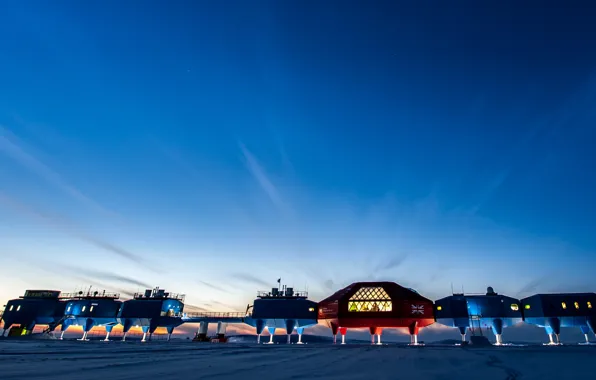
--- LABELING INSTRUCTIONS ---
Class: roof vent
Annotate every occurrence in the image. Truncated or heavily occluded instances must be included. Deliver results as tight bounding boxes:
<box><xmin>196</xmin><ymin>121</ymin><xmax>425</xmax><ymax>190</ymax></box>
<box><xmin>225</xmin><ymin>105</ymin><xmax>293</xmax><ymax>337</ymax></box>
<box><xmin>486</xmin><ymin>286</ymin><xmax>496</xmax><ymax>295</ymax></box>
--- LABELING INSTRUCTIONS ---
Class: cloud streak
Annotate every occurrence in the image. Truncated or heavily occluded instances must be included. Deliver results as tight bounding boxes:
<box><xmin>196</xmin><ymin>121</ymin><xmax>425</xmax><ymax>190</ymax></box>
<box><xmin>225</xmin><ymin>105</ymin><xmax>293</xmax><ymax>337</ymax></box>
<box><xmin>0</xmin><ymin>191</ymin><xmax>154</xmax><ymax>271</ymax></box>
<box><xmin>233</xmin><ymin>273</ymin><xmax>272</xmax><ymax>289</ymax></box>
<box><xmin>239</xmin><ymin>142</ymin><xmax>288</xmax><ymax>213</ymax></box>
<box><xmin>198</xmin><ymin>280</ymin><xmax>231</xmax><ymax>294</ymax></box>
<box><xmin>0</xmin><ymin>126</ymin><xmax>117</xmax><ymax>218</ymax></box>
<box><xmin>62</xmin><ymin>266</ymin><xmax>152</xmax><ymax>289</ymax></box>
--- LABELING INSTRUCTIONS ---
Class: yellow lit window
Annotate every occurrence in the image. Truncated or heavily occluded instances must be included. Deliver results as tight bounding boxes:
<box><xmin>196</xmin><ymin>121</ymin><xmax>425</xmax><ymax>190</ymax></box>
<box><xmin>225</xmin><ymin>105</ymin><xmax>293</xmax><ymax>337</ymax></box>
<box><xmin>308</xmin><ymin>307</ymin><xmax>315</xmax><ymax>312</ymax></box>
<box><xmin>437</xmin><ymin>306</ymin><xmax>442</xmax><ymax>311</ymax></box>
<box><xmin>348</xmin><ymin>287</ymin><xmax>392</xmax><ymax>312</ymax></box>
<box><xmin>525</xmin><ymin>304</ymin><xmax>531</xmax><ymax>310</ymax></box>
<box><xmin>561</xmin><ymin>302</ymin><xmax>567</xmax><ymax>309</ymax></box>
<box><xmin>574</xmin><ymin>302</ymin><xmax>579</xmax><ymax>309</ymax></box>
<box><xmin>16</xmin><ymin>305</ymin><xmax>21</xmax><ymax>311</ymax></box>
<box><xmin>90</xmin><ymin>306</ymin><xmax>94</xmax><ymax>312</ymax></box>
<box><xmin>9</xmin><ymin>305</ymin><xmax>13</xmax><ymax>311</ymax></box>
<box><xmin>82</xmin><ymin>306</ymin><xmax>86</xmax><ymax>312</ymax></box>
<box><xmin>510</xmin><ymin>304</ymin><xmax>519</xmax><ymax>311</ymax></box>
<box><xmin>588</xmin><ymin>302</ymin><xmax>592</xmax><ymax>309</ymax></box>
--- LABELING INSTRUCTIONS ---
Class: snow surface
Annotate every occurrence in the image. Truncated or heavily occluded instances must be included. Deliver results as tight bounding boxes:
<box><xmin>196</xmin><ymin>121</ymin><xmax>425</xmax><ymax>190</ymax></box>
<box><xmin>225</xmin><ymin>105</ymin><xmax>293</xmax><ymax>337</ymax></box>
<box><xmin>0</xmin><ymin>339</ymin><xmax>594</xmax><ymax>380</ymax></box>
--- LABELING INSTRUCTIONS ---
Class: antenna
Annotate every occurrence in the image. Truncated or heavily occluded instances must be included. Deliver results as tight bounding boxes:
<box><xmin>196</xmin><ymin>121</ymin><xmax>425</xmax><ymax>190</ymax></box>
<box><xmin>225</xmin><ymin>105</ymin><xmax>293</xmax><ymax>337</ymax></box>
<box><xmin>461</xmin><ymin>284</ymin><xmax>465</xmax><ymax>295</ymax></box>
<box><xmin>451</xmin><ymin>282</ymin><xmax>454</xmax><ymax>295</ymax></box>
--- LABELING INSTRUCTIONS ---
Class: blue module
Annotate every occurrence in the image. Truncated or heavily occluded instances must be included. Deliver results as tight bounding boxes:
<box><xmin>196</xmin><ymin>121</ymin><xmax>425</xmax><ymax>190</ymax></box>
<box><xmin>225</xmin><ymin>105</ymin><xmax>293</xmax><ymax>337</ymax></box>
<box><xmin>435</xmin><ymin>287</ymin><xmax>524</xmax><ymax>344</ymax></box>
<box><xmin>119</xmin><ymin>287</ymin><xmax>185</xmax><ymax>341</ymax></box>
<box><xmin>521</xmin><ymin>293</ymin><xmax>596</xmax><ymax>345</ymax></box>
<box><xmin>62</xmin><ymin>290</ymin><xmax>122</xmax><ymax>340</ymax></box>
<box><xmin>1</xmin><ymin>290</ymin><xmax>67</xmax><ymax>336</ymax></box>
<box><xmin>247</xmin><ymin>285</ymin><xmax>318</xmax><ymax>344</ymax></box>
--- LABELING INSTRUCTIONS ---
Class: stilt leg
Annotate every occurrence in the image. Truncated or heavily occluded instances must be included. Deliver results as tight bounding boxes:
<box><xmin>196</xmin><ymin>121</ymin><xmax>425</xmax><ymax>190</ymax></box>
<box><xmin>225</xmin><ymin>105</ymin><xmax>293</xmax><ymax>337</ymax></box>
<box><xmin>377</xmin><ymin>334</ymin><xmax>382</xmax><ymax>345</ymax></box>
<box><xmin>297</xmin><ymin>327</ymin><xmax>304</xmax><ymax>344</ymax></box>
<box><xmin>257</xmin><ymin>334</ymin><xmax>261</xmax><ymax>344</ymax></box>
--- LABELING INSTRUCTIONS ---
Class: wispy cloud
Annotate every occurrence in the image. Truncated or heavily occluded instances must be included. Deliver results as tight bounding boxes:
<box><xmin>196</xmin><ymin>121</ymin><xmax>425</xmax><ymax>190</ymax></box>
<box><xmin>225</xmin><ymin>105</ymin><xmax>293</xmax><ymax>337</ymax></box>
<box><xmin>198</xmin><ymin>280</ymin><xmax>231</xmax><ymax>294</ymax></box>
<box><xmin>0</xmin><ymin>191</ymin><xmax>154</xmax><ymax>270</ymax></box>
<box><xmin>233</xmin><ymin>272</ymin><xmax>272</xmax><ymax>288</ymax></box>
<box><xmin>0</xmin><ymin>126</ymin><xmax>117</xmax><ymax>218</ymax></box>
<box><xmin>62</xmin><ymin>266</ymin><xmax>152</xmax><ymax>289</ymax></box>
<box><xmin>374</xmin><ymin>253</ymin><xmax>408</xmax><ymax>273</ymax></box>
<box><xmin>238</xmin><ymin>142</ymin><xmax>288</xmax><ymax>213</ymax></box>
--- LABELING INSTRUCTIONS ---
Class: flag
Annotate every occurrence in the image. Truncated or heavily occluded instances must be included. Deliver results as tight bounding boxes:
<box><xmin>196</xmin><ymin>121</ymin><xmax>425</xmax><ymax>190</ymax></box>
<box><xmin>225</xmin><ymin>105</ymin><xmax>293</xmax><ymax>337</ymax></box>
<box><xmin>277</xmin><ymin>278</ymin><xmax>281</xmax><ymax>284</ymax></box>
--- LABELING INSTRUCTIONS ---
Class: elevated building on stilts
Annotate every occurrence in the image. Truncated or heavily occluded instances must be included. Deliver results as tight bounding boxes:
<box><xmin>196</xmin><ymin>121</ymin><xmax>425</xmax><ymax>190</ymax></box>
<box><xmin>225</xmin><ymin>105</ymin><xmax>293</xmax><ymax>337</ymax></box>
<box><xmin>118</xmin><ymin>287</ymin><xmax>185</xmax><ymax>342</ymax></box>
<box><xmin>1</xmin><ymin>290</ymin><xmax>69</xmax><ymax>337</ymax></box>
<box><xmin>521</xmin><ymin>293</ymin><xmax>596</xmax><ymax>345</ymax></box>
<box><xmin>62</xmin><ymin>289</ymin><xmax>121</xmax><ymax>341</ymax></box>
<box><xmin>247</xmin><ymin>283</ymin><xmax>318</xmax><ymax>344</ymax></box>
<box><xmin>434</xmin><ymin>286</ymin><xmax>524</xmax><ymax>345</ymax></box>
<box><xmin>317</xmin><ymin>281</ymin><xmax>435</xmax><ymax>345</ymax></box>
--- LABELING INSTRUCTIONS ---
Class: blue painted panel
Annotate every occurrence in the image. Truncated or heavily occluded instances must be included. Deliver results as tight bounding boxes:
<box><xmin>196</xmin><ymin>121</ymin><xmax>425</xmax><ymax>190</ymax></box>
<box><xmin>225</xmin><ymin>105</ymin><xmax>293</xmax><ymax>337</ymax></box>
<box><xmin>251</xmin><ymin>298</ymin><xmax>318</xmax><ymax>320</ymax></box>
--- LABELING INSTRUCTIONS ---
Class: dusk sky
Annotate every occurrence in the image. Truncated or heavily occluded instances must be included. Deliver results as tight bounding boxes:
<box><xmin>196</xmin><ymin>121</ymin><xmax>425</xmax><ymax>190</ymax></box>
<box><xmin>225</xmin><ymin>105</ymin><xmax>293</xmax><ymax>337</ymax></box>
<box><xmin>1</xmin><ymin>0</ymin><xmax>595</xmax><ymax>321</ymax></box>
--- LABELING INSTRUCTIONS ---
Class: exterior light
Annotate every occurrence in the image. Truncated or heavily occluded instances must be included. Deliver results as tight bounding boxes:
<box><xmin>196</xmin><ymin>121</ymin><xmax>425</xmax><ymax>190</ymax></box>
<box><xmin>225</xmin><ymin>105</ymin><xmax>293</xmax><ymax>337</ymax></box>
<box><xmin>437</xmin><ymin>306</ymin><xmax>442</xmax><ymax>311</ymax></box>
<box><xmin>510</xmin><ymin>304</ymin><xmax>519</xmax><ymax>311</ymax></box>
<box><xmin>524</xmin><ymin>304</ymin><xmax>531</xmax><ymax>310</ymax></box>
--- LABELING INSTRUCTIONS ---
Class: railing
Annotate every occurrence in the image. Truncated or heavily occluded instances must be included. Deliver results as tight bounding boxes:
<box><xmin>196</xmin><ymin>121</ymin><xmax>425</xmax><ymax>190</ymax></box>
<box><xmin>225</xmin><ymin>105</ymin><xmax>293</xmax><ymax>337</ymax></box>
<box><xmin>257</xmin><ymin>290</ymin><xmax>308</xmax><ymax>298</ymax></box>
<box><xmin>60</xmin><ymin>292</ymin><xmax>120</xmax><ymax>299</ymax></box>
<box><xmin>183</xmin><ymin>312</ymin><xmax>247</xmax><ymax>319</ymax></box>
<box><xmin>133</xmin><ymin>292</ymin><xmax>186</xmax><ymax>302</ymax></box>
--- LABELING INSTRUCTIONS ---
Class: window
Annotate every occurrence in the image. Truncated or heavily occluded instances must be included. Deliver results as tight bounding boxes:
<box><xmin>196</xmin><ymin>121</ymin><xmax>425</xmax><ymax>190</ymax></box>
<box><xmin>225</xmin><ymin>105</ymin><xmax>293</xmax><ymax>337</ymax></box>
<box><xmin>588</xmin><ymin>302</ymin><xmax>593</xmax><ymax>309</ymax></box>
<box><xmin>90</xmin><ymin>306</ymin><xmax>94</xmax><ymax>312</ymax></box>
<box><xmin>16</xmin><ymin>305</ymin><xmax>21</xmax><ymax>311</ymax></box>
<box><xmin>308</xmin><ymin>307</ymin><xmax>315</xmax><ymax>312</ymax></box>
<box><xmin>525</xmin><ymin>304</ymin><xmax>531</xmax><ymax>310</ymax></box>
<box><xmin>437</xmin><ymin>306</ymin><xmax>442</xmax><ymax>311</ymax></box>
<box><xmin>67</xmin><ymin>306</ymin><xmax>71</xmax><ymax>312</ymax></box>
<box><xmin>9</xmin><ymin>305</ymin><xmax>13</xmax><ymax>311</ymax></box>
<box><xmin>82</xmin><ymin>306</ymin><xmax>86</xmax><ymax>312</ymax></box>
<box><xmin>574</xmin><ymin>302</ymin><xmax>579</xmax><ymax>309</ymax></box>
<box><xmin>510</xmin><ymin>304</ymin><xmax>519</xmax><ymax>311</ymax></box>
<box><xmin>348</xmin><ymin>287</ymin><xmax>392</xmax><ymax>312</ymax></box>
<box><xmin>561</xmin><ymin>302</ymin><xmax>567</xmax><ymax>309</ymax></box>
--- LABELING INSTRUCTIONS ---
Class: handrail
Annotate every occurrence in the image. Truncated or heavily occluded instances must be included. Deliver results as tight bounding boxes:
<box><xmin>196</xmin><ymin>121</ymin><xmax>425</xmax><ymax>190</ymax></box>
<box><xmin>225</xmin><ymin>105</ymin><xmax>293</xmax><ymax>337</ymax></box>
<box><xmin>133</xmin><ymin>292</ymin><xmax>186</xmax><ymax>301</ymax></box>
<box><xmin>183</xmin><ymin>311</ymin><xmax>247</xmax><ymax>319</ymax></box>
<box><xmin>60</xmin><ymin>292</ymin><xmax>120</xmax><ymax>299</ymax></box>
<box><xmin>257</xmin><ymin>290</ymin><xmax>308</xmax><ymax>298</ymax></box>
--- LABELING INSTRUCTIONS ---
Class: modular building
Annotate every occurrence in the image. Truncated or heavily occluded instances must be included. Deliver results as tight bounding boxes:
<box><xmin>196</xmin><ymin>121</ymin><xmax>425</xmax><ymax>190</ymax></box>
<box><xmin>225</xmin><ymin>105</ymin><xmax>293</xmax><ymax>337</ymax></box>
<box><xmin>521</xmin><ymin>293</ymin><xmax>596</xmax><ymax>344</ymax></box>
<box><xmin>119</xmin><ymin>287</ymin><xmax>185</xmax><ymax>341</ymax></box>
<box><xmin>247</xmin><ymin>285</ymin><xmax>318</xmax><ymax>344</ymax></box>
<box><xmin>434</xmin><ymin>287</ymin><xmax>524</xmax><ymax>344</ymax></box>
<box><xmin>318</xmin><ymin>281</ymin><xmax>435</xmax><ymax>344</ymax></box>
<box><xmin>62</xmin><ymin>290</ymin><xmax>122</xmax><ymax>340</ymax></box>
<box><xmin>1</xmin><ymin>290</ymin><xmax>68</xmax><ymax>336</ymax></box>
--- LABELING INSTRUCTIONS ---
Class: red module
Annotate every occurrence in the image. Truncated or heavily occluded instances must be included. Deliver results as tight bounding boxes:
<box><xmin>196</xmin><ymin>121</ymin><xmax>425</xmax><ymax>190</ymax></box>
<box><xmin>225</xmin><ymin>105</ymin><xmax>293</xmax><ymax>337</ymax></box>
<box><xmin>318</xmin><ymin>281</ymin><xmax>434</xmax><ymax>344</ymax></box>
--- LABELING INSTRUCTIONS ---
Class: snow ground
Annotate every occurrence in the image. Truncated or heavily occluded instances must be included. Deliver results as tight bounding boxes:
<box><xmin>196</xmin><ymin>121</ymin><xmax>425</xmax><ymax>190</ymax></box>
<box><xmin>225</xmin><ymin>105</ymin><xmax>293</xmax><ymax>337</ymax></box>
<box><xmin>0</xmin><ymin>340</ymin><xmax>593</xmax><ymax>380</ymax></box>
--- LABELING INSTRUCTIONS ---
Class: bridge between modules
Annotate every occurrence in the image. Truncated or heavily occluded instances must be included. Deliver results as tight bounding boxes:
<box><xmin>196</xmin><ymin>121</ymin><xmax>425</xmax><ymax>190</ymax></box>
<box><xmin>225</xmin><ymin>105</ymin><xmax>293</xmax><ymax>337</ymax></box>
<box><xmin>2</xmin><ymin>282</ymin><xmax>596</xmax><ymax>345</ymax></box>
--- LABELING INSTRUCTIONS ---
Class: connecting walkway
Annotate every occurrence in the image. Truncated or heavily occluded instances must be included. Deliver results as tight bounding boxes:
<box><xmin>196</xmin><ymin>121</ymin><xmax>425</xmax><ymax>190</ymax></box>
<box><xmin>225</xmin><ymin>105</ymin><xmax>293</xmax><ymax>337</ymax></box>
<box><xmin>181</xmin><ymin>312</ymin><xmax>252</xmax><ymax>324</ymax></box>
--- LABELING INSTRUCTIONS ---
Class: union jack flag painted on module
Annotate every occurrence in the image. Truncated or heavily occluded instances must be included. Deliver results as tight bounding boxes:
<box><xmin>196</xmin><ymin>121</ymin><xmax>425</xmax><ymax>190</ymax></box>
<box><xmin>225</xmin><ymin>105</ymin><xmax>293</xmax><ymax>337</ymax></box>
<box><xmin>411</xmin><ymin>304</ymin><xmax>424</xmax><ymax>314</ymax></box>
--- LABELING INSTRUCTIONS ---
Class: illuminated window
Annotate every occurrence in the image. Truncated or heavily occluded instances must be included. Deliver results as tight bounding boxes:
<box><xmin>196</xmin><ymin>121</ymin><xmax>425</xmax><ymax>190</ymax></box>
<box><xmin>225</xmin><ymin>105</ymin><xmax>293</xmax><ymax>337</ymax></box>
<box><xmin>67</xmin><ymin>306</ymin><xmax>71</xmax><ymax>312</ymax></box>
<box><xmin>9</xmin><ymin>305</ymin><xmax>13</xmax><ymax>311</ymax></box>
<box><xmin>16</xmin><ymin>305</ymin><xmax>21</xmax><ymax>311</ymax></box>
<box><xmin>90</xmin><ymin>306</ymin><xmax>94</xmax><ymax>312</ymax></box>
<box><xmin>588</xmin><ymin>302</ymin><xmax>592</xmax><ymax>309</ymax></box>
<box><xmin>561</xmin><ymin>302</ymin><xmax>567</xmax><ymax>309</ymax></box>
<box><xmin>308</xmin><ymin>307</ymin><xmax>315</xmax><ymax>312</ymax></box>
<box><xmin>348</xmin><ymin>287</ymin><xmax>392</xmax><ymax>312</ymax></box>
<box><xmin>525</xmin><ymin>304</ymin><xmax>531</xmax><ymax>310</ymax></box>
<box><xmin>574</xmin><ymin>302</ymin><xmax>579</xmax><ymax>309</ymax></box>
<box><xmin>510</xmin><ymin>304</ymin><xmax>519</xmax><ymax>311</ymax></box>
<box><xmin>437</xmin><ymin>306</ymin><xmax>442</xmax><ymax>311</ymax></box>
<box><xmin>82</xmin><ymin>306</ymin><xmax>86</xmax><ymax>312</ymax></box>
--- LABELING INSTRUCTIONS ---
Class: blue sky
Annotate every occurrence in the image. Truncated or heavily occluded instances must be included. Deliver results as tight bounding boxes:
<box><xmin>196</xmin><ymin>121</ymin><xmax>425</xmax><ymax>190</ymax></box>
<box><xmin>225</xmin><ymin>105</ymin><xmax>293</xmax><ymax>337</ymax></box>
<box><xmin>1</xmin><ymin>0</ymin><xmax>596</xmax><ymax>316</ymax></box>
